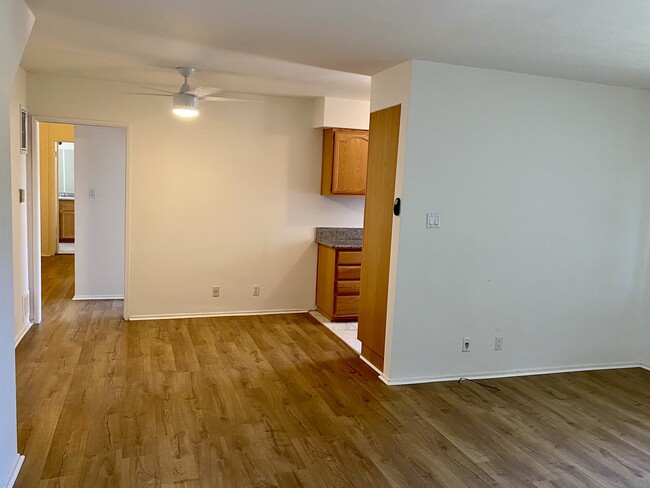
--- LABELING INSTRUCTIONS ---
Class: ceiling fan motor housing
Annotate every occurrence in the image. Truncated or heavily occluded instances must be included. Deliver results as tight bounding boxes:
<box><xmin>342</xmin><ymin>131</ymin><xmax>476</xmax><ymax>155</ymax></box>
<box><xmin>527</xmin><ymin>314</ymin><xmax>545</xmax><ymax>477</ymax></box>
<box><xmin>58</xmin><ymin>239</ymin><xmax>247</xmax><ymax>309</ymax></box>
<box><xmin>172</xmin><ymin>92</ymin><xmax>198</xmax><ymax>111</ymax></box>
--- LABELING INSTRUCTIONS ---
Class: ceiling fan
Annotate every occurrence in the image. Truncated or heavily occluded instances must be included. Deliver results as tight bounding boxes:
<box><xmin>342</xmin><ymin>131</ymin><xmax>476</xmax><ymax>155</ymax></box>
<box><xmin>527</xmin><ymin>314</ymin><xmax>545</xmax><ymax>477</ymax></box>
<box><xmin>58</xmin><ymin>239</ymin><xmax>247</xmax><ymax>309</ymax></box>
<box><xmin>129</xmin><ymin>67</ymin><xmax>261</xmax><ymax>118</ymax></box>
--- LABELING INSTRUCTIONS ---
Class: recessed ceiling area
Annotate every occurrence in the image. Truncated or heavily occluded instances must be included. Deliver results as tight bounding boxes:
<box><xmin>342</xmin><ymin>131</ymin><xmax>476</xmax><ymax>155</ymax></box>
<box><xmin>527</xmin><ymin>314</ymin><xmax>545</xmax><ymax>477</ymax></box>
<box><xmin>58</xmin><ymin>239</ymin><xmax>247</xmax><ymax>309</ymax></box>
<box><xmin>22</xmin><ymin>0</ymin><xmax>650</xmax><ymax>99</ymax></box>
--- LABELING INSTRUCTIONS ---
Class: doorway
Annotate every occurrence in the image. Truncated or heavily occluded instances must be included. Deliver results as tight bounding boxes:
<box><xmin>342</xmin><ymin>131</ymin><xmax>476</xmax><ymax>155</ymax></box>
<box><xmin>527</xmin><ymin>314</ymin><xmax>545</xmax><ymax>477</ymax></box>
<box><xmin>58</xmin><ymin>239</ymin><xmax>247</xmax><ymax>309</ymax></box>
<box><xmin>56</xmin><ymin>141</ymin><xmax>75</xmax><ymax>254</ymax></box>
<box><xmin>38</xmin><ymin>122</ymin><xmax>73</xmax><ymax>258</ymax></box>
<box><xmin>27</xmin><ymin>118</ymin><xmax>129</xmax><ymax>326</ymax></box>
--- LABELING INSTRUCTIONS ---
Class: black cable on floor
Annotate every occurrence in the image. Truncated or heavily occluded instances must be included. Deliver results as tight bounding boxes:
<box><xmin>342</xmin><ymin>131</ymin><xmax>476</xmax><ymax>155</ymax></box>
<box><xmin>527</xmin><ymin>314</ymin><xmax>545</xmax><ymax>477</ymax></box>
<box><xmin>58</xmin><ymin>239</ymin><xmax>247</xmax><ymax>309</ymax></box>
<box><xmin>458</xmin><ymin>377</ymin><xmax>501</xmax><ymax>391</ymax></box>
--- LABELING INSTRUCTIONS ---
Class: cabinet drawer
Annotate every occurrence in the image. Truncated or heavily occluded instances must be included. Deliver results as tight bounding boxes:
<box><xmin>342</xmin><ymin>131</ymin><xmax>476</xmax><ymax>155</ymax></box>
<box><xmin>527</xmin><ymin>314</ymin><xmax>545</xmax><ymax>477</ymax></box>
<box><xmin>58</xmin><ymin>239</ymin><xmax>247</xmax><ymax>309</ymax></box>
<box><xmin>336</xmin><ymin>280</ymin><xmax>360</xmax><ymax>295</ymax></box>
<box><xmin>337</xmin><ymin>265</ymin><xmax>361</xmax><ymax>280</ymax></box>
<box><xmin>59</xmin><ymin>200</ymin><xmax>74</xmax><ymax>211</ymax></box>
<box><xmin>337</xmin><ymin>251</ymin><xmax>362</xmax><ymax>265</ymax></box>
<box><xmin>335</xmin><ymin>295</ymin><xmax>359</xmax><ymax>316</ymax></box>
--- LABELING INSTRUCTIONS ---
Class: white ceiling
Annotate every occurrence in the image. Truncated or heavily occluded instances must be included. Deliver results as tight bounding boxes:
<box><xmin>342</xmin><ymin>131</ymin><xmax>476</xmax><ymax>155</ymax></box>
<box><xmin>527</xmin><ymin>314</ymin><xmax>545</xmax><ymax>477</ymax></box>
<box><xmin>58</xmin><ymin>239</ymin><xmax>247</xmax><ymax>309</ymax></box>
<box><xmin>21</xmin><ymin>0</ymin><xmax>650</xmax><ymax>99</ymax></box>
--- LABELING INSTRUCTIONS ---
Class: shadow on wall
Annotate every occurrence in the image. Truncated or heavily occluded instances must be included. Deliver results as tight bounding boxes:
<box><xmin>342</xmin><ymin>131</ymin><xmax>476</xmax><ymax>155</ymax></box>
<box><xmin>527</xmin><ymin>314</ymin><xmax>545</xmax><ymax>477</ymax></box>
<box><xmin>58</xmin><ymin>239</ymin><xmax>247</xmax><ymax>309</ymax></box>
<box><xmin>264</xmin><ymin>242</ymin><xmax>319</xmax><ymax>309</ymax></box>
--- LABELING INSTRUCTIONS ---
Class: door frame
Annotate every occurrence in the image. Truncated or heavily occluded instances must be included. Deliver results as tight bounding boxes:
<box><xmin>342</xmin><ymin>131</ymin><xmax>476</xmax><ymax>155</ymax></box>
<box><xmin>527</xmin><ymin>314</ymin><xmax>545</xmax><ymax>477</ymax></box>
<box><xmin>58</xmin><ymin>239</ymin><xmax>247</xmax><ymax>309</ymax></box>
<box><xmin>28</xmin><ymin>115</ymin><xmax>132</xmax><ymax>324</ymax></box>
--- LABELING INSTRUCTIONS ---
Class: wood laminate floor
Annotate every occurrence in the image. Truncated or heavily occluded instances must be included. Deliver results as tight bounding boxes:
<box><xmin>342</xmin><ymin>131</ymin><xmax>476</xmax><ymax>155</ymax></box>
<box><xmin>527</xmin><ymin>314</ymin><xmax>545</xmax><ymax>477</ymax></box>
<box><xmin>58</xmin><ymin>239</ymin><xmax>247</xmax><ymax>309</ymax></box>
<box><xmin>15</xmin><ymin>255</ymin><xmax>650</xmax><ymax>487</ymax></box>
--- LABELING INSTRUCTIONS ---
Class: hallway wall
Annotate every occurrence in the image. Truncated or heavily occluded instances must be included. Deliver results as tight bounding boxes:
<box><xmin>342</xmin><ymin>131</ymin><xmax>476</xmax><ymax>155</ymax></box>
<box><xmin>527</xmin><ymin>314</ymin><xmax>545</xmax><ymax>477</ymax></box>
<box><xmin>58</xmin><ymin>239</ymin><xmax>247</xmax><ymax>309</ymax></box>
<box><xmin>0</xmin><ymin>0</ymin><xmax>34</xmax><ymax>483</ymax></box>
<box><xmin>10</xmin><ymin>68</ymin><xmax>30</xmax><ymax>343</ymax></box>
<box><xmin>74</xmin><ymin>125</ymin><xmax>126</xmax><ymax>299</ymax></box>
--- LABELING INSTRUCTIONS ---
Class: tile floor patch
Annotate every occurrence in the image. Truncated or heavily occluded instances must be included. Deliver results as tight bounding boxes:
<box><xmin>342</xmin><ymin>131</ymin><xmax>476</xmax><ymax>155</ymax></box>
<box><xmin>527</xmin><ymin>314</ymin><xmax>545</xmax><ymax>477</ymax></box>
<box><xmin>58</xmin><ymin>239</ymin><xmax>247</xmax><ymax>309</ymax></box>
<box><xmin>309</xmin><ymin>311</ymin><xmax>361</xmax><ymax>353</ymax></box>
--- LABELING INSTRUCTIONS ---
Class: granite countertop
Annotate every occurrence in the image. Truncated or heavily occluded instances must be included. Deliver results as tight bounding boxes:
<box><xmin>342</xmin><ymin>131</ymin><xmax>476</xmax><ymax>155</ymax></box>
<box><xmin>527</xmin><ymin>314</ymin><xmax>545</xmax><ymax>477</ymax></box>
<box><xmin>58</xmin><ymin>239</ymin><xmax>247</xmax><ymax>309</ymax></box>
<box><xmin>315</xmin><ymin>227</ymin><xmax>363</xmax><ymax>249</ymax></box>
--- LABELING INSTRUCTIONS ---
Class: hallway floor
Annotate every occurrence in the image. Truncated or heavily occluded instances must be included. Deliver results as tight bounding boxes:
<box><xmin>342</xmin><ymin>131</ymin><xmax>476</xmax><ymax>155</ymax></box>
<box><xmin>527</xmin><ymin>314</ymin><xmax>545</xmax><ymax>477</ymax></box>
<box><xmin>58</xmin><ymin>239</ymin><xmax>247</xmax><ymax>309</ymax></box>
<box><xmin>14</xmin><ymin>255</ymin><xmax>650</xmax><ymax>487</ymax></box>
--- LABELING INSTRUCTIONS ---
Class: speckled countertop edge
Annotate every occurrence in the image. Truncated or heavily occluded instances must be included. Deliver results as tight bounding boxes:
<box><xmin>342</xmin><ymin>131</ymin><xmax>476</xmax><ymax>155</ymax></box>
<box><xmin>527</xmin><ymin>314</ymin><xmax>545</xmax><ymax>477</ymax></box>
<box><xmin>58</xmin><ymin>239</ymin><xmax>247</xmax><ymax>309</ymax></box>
<box><xmin>315</xmin><ymin>227</ymin><xmax>363</xmax><ymax>249</ymax></box>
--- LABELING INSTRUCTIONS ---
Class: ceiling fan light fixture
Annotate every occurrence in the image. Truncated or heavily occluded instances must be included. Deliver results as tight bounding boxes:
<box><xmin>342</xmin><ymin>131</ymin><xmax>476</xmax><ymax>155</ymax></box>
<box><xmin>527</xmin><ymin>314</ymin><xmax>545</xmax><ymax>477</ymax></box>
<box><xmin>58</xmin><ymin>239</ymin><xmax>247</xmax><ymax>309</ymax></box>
<box><xmin>172</xmin><ymin>92</ymin><xmax>199</xmax><ymax>118</ymax></box>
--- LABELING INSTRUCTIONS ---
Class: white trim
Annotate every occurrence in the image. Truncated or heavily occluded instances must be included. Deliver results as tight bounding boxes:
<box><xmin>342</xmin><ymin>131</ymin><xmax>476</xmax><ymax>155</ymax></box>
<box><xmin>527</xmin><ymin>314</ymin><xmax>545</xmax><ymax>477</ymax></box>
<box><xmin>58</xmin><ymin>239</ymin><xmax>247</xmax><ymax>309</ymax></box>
<box><xmin>640</xmin><ymin>362</ymin><xmax>650</xmax><ymax>372</ymax></box>
<box><xmin>379</xmin><ymin>374</ymin><xmax>391</xmax><ymax>385</ymax></box>
<box><xmin>73</xmin><ymin>295</ymin><xmax>124</xmax><ymax>301</ymax></box>
<box><xmin>380</xmin><ymin>361</ymin><xmax>644</xmax><ymax>386</ymax></box>
<box><xmin>359</xmin><ymin>354</ymin><xmax>384</xmax><ymax>376</ymax></box>
<box><xmin>27</xmin><ymin>117</ymin><xmax>41</xmax><ymax>324</ymax></box>
<box><xmin>14</xmin><ymin>322</ymin><xmax>32</xmax><ymax>348</ymax></box>
<box><xmin>128</xmin><ymin>308</ymin><xmax>309</xmax><ymax>321</ymax></box>
<box><xmin>2</xmin><ymin>454</ymin><xmax>24</xmax><ymax>488</ymax></box>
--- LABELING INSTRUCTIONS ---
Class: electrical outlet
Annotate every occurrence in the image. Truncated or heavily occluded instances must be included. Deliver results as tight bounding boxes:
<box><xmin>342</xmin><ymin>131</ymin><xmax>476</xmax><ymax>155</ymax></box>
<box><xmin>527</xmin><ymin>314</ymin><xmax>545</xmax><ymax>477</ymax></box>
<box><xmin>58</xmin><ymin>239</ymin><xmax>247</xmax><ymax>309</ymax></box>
<box><xmin>212</xmin><ymin>286</ymin><xmax>220</xmax><ymax>298</ymax></box>
<box><xmin>495</xmin><ymin>337</ymin><xmax>503</xmax><ymax>351</ymax></box>
<box><xmin>253</xmin><ymin>284</ymin><xmax>260</xmax><ymax>296</ymax></box>
<box><xmin>22</xmin><ymin>293</ymin><xmax>29</xmax><ymax>324</ymax></box>
<box><xmin>462</xmin><ymin>337</ymin><xmax>471</xmax><ymax>352</ymax></box>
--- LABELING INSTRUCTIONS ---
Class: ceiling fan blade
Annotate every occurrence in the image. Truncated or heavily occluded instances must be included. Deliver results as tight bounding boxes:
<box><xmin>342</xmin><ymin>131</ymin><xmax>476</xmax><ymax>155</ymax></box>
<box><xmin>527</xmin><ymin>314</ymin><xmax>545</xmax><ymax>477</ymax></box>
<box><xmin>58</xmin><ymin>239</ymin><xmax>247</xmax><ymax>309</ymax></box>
<box><xmin>124</xmin><ymin>92</ymin><xmax>171</xmax><ymax>97</ymax></box>
<box><xmin>139</xmin><ymin>86</ymin><xmax>177</xmax><ymax>94</ymax></box>
<box><xmin>186</xmin><ymin>86</ymin><xmax>222</xmax><ymax>98</ymax></box>
<box><xmin>201</xmin><ymin>93</ymin><xmax>263</xmax><ymax>102</ymax></box>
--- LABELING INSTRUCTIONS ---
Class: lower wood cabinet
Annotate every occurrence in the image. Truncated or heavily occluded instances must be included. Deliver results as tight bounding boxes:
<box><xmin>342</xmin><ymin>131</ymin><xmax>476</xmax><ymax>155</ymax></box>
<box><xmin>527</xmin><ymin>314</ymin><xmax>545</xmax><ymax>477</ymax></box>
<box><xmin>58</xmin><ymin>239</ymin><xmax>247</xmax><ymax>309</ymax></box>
<box><xmin>316</xmin><ymin>245</ymin><xmax>361</xmax><ymax>321</ymax></box>
<box><xmin>58</xmin><ymin>199</ymin><xmax>75</xmax><ymax>243</ymax></box>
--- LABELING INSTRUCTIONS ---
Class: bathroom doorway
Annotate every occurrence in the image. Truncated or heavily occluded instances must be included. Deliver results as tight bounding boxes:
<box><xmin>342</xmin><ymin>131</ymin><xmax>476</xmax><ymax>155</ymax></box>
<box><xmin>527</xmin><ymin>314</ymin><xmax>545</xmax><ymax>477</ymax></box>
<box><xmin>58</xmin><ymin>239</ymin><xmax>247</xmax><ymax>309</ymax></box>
<box><xmin>56</xmin><ymin>141</ymin><xmax>75</xmax><ymax>254</ymax></box>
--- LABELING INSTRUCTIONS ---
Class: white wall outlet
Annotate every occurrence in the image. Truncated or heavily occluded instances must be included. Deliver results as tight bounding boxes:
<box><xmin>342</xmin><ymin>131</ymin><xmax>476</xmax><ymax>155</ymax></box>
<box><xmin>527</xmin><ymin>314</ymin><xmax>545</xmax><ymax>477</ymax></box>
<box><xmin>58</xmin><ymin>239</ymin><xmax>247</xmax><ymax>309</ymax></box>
<box><xmin>462</xmin><ymin>337</ymin><xmax>471</xmax><ymax>352</ymax></box>
<box><xmin>253</xmin><ymin>284</ymin><xmax>260</xmax><ymax>296</ymax></box>
<box><xmin>89</xmin><ymin>188</ymin><xmax>96</xmax><ymax>199</ymax></box>
<box><xmin>495</xmin><ymin>337</ymin><xmax>503</xmax><ymax>351</ymax></box>
<box><xmin>212</xmin><ymin>286</ymin><xmax>220</xmax><ymax>297</ymax></box>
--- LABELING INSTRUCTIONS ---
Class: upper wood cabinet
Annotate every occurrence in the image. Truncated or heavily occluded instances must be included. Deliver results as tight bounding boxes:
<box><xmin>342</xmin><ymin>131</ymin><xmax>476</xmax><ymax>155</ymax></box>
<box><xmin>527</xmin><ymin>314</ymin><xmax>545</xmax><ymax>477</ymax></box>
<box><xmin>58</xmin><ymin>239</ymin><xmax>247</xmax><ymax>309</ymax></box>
<box><xmin>321</xmin><ymin>128</ymin><xmax>369</xmax><ymax>196</ymax></box>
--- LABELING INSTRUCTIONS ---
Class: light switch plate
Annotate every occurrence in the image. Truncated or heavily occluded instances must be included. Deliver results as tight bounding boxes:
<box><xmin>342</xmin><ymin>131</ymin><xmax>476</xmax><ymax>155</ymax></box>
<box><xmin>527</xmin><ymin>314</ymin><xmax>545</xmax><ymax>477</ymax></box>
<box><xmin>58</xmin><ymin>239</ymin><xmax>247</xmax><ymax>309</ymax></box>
<box><xmin>426</xmin><ymin>212</ymin><xmax>440</xmax><ymax>228</ymax></box>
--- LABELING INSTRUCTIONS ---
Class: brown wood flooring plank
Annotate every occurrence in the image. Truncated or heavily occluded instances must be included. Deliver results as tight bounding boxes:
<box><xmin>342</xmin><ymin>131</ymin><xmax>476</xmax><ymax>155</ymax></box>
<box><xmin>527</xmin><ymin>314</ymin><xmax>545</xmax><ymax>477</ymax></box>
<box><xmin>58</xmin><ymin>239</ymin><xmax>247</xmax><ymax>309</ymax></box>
<box><xmin>13</xmin><ymin>255</ymin><xmax>650</xmax><ymax>487</ymax></box>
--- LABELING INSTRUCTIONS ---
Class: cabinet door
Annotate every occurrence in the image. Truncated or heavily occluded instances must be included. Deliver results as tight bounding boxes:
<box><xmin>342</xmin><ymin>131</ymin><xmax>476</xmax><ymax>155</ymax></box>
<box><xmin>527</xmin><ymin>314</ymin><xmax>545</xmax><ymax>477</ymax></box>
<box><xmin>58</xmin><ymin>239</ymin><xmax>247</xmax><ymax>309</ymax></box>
<box><xmin>63</xmin><ymin>212</ymin><xmax>74</xmax><ymax>239</ymax></box>
<box><xmin>331</xmin><ymin>130</ymin><xmax>368</xmax><ymax>195</ymax></box>
<box><xmin>59</xmin><ymin>200</ymin><xmax>75</xmax><ymax>241</ymax></box>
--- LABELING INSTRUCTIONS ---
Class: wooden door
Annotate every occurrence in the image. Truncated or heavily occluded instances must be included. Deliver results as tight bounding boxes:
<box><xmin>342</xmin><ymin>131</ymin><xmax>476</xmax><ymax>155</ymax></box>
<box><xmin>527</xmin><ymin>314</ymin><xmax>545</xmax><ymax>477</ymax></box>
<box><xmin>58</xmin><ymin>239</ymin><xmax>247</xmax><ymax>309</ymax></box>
<box><xmin>331</xmin><ymin>130</ymin><xmax>368</xmax><ymax>195</ymax></box>
<box><xmin>358</xmin><ymin>105</ymin><xmax>401</xmax><ymax>371</ymax></box>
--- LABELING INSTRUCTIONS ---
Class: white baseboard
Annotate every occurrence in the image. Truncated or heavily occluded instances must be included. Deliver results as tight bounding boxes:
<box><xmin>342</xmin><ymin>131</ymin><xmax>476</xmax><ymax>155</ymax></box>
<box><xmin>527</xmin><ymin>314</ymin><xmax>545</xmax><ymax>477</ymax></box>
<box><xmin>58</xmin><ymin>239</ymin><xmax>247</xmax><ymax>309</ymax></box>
<box><xmin>127</xmin><ymin>308</ymin><xmax>309</xmax><ymax>321</ymax></box>
<box><xmin>640</xmin><ymin>362</ymin><xmax>650</xmax><ymax>372</ymax></box>
<box><xmin>14</xmin><ymin>322</ymin><xmax>33</xmax><ymax>348</ymax></box>
<box><xmin>380</xmin><ymin>361</ymin><xmax>645</xmax><ymax>386</ymax></box>
<box><xmin>73</xmin><ymin>295</ymin><xmax>124</xmax><ymax>301</ymax></box>
<box><xmin>359</xmin><ymin>354</ymin><xmax>384</xmax><ymax>376</ymax></box>
<box><xmin>2</xmin><ymin>454</ymin><xmax>24</xmax><ymax>488</ymax></box>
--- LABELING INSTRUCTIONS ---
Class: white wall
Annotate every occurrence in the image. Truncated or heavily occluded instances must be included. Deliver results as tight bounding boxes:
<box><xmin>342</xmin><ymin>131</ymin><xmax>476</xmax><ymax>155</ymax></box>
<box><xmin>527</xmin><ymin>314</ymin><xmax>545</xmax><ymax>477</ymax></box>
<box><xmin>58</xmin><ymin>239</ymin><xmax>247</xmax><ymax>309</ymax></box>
<box><xmin>642</xmin><ymin>319</ymin><xmax>650</xmax><ymax>369</ymax></box>
<box><xmin>0</xmin><ymin>0</ymin><xmax>34</xmax><ymax>483</ymax></box>
<box><xmin>27</xmin><ymin>73</ymin><xmax>364</xmax><ymax>318</ymax></box>
<box><xmin>10</xmin><ymin>68</ymin><xmax>30</xmax><ymax>343</ymax></box>
<box><xmin>313</xmin><ymin>97</ymin><xmax>370</xmax><ymax>130</ymax></box>
<box><xmin>383</xmin><ymin>60</ymin><xmax>650</xmax><ymax>383</ymax></box>
<box><xmin>74</xmin><ymin>125</ymin><xmax>126</xmax><ymax>299</ymax></box>
<box><xmin>640</xmin><ymin>258</ymin><xmax>650</xmax><ymax>369</ymax></box>
<box><xmin>639</xmin><ymin>213</ymin><xmax>650</xmax><ymax>369</ymax></box>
